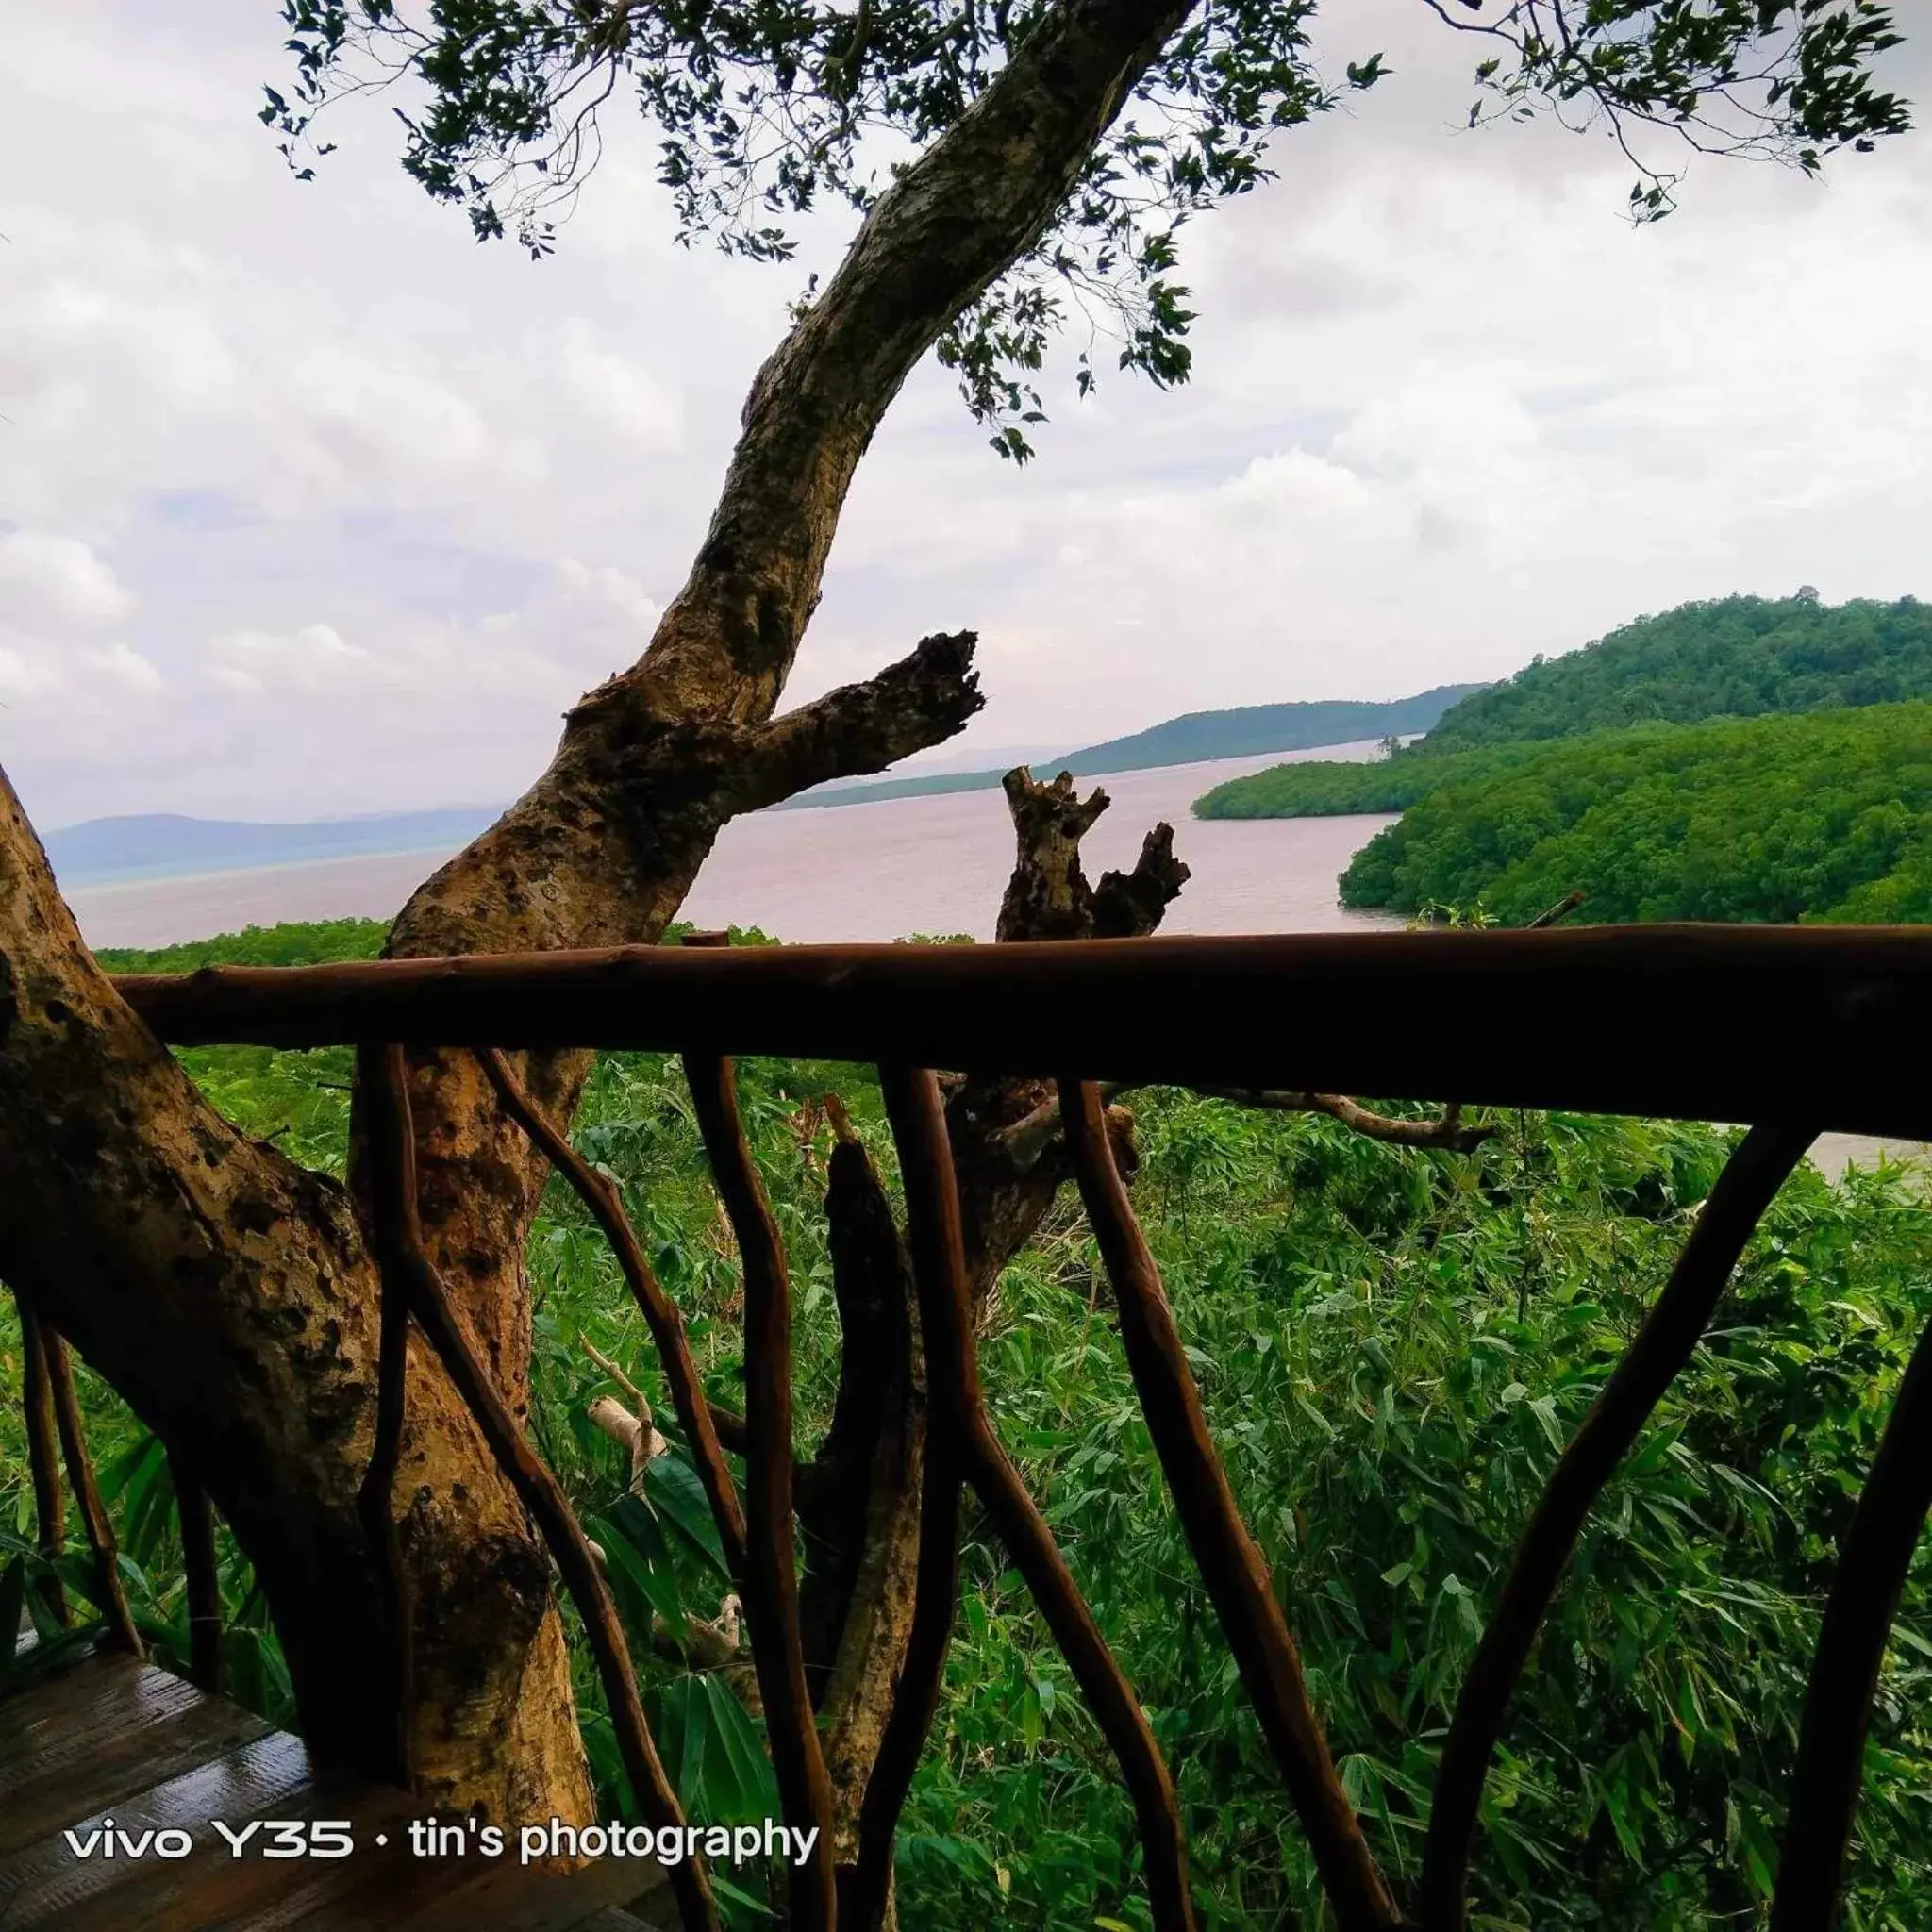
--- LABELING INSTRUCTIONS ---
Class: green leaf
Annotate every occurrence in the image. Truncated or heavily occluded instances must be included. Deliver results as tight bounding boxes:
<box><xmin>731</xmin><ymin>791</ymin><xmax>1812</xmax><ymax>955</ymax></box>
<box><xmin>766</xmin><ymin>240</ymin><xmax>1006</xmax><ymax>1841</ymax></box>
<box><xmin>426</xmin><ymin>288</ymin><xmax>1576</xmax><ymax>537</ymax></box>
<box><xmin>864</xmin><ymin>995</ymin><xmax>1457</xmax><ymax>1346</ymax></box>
<box><xmin>650</xmin><ymin>1674</ymin><xmax>708</xmax><ymax>1813</ymax></box>
<box><xmin>703</xmin><ymin>1674</ymin><xmax>780</xmax><ymax>1824</ymax></box>
<box><xmin>709</xmin><ymin>1869</ymin><xmax>780</xmax><ymax>1920</ymax></box>
<box><xmin>1526</xmin><ymin>1394</ymin><xmax>1567</xmax><ymax>1454</ymax></box>
<box><xmin>591</xmin><ymin>1501</ymin><xmax>686</xmax><ymax>1637</ymax></box>
<box><xmin>646</xmin><ymin>1455</ymin><xmax>732</xmax><ymax>1579</ymax></box>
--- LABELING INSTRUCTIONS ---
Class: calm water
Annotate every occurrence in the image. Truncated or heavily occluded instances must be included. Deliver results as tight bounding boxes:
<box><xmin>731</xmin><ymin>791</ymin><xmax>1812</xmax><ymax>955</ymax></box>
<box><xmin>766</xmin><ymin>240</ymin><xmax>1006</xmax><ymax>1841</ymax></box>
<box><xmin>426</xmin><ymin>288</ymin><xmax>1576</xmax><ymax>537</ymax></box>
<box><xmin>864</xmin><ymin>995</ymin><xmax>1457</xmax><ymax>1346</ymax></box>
<box><xmin>60</xmin><ymin>758</ymin><xmax>1930</xmax><ymax>1181</ymax></box>
<box><xmin>66</xmin><ymin>745</ymin><xmax>1398</xmax><ymax>950</ymax></box>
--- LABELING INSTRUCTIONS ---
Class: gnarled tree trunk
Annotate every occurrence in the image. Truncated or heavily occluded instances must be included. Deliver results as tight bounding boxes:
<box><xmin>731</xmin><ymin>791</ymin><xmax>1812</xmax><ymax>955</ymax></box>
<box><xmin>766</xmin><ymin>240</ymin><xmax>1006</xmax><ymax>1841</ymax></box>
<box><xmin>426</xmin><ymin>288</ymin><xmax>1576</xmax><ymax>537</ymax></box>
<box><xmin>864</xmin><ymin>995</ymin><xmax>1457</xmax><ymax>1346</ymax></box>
<box><xmin>0</xmin><ymin>0</ymin><xmax>1196</xmax><ymax>1828</ymax></box>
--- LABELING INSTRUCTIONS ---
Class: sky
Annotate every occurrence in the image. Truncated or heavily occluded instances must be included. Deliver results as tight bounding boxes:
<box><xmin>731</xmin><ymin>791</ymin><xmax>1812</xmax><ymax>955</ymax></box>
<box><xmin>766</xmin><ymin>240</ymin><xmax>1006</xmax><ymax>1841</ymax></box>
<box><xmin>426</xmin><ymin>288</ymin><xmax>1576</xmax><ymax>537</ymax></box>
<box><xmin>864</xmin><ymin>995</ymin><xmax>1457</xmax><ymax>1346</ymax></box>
<box><xmin>2</xmin><ymin>2</ymin><xmax>1928</xmax><ymax>831</ymax></box>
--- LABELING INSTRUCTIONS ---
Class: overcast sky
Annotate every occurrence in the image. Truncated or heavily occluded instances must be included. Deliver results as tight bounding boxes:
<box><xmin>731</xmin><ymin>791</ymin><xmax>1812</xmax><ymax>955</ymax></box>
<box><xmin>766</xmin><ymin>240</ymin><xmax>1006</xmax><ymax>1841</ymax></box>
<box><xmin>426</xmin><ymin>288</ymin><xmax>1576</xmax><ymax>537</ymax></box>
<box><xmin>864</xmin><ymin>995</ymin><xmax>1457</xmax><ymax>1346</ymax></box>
<box><xmin>2</xmin><ymin>2</ymin><xmax>1927</xmax><ymax>830</ymax></box>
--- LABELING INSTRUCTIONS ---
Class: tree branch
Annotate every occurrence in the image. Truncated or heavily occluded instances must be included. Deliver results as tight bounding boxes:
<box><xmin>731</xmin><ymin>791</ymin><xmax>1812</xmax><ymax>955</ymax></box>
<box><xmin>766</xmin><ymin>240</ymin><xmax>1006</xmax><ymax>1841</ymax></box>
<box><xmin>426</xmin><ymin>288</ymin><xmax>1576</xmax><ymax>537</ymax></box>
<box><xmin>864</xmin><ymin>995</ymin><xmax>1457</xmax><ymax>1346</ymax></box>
<box><xmin>729</xmin><ymin>630</ymin><xmax>983</xmax><ymax>812</ymax></box>
<box><xmin>997</xmin><ymin>1085</ymin><xmax>1494</xmax><ymax>1171</ymax></box>
<box><xmin>1192</xmin><ymin>1089</ymin><xmax>1495</xmax><ymax>1151</ymax></box>
<box><xmin>615</xmin><ymin>0</ymin><xmax>1199</xmax><ymax>724</ymax></box>
<box><xmin>1093</xmin><ymin>824</ymin><xmax>1192</xmax><ymax>939</ymax></box>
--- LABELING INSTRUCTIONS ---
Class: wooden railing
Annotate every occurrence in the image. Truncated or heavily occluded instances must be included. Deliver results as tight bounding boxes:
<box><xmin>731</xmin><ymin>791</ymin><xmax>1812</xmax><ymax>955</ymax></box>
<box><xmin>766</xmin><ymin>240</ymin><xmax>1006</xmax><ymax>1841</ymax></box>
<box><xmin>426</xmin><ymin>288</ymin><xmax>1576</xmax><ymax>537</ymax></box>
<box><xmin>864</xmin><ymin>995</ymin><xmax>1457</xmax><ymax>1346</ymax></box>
<box><xmin>8</xmin><ymin>924</ymin><xmax>1932</xmax><ymax>1932</ymax></box>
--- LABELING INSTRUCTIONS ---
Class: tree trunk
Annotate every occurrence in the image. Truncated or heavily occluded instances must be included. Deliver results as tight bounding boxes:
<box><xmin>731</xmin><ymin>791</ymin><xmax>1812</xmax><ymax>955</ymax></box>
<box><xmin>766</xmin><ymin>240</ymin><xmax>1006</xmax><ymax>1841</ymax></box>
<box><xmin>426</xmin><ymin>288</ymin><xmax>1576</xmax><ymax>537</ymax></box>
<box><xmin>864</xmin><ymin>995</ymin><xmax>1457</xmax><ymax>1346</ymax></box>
<box><xmin>783</xmin><ymin>769</ymin><xmax>1191</xmax><ymax>1896</ymax></box>
<box><xmin>0</xmin><ymin>772</ymin><xmax>588</xmax><ymax>1811</ymax></box>
<box><xmin>0</xmin><ymin>0</ymin><xmax>1197</xmax><ymax>1826</ymax></box>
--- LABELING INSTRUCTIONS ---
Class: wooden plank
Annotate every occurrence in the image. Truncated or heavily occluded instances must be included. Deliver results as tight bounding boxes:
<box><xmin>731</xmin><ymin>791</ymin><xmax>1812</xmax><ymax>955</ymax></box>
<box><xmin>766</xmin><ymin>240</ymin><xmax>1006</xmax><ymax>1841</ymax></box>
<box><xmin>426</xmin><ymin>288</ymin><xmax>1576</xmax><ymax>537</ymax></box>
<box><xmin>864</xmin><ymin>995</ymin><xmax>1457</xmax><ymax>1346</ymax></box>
<box><xmin>0</xmin><ymin>1653</ymin><xmax>155</xmax><ymax>1780</ymax></box>
<box><xmin>237</xmin><ymin>1834</ymin><xmax>674</xmax><ymax>1932</ymax></box>
<box><xmin>0</xmin><ymin>1681</ymin><xmax>269</xmax><ymax>1855</ymax></box>
<box><xmin>0</xmin><ymin>1728</ymin><xmax>312</xmax><ymax>1928</ymax></box>
<box><xmin>379</xmin><ymin>1849</ymin><xmax>675</xmax><ymax>1932</ymax></box>
<box><xmin>40</xmin><ymin>1782</ymin><xmax>415</xmax><ymax>1932</ymax></box>
<box><xmin>0</xmin><ymin>1652</ymin><xmax>669</xmax><ymax>1932</ymax></box>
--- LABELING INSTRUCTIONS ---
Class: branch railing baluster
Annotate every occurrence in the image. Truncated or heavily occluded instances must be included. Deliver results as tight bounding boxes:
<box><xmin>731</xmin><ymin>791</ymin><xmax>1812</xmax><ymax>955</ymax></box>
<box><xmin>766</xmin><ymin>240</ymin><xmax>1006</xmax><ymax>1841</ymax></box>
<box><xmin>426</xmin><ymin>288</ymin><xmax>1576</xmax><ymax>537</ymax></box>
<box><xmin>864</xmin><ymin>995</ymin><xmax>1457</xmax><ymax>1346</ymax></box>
<box><xmin>1418</xmin><ymin>1122</ymin><xmax>1816</xmax><ymax>1928</ymax></box>
<box><xmin>476</xmin><ymin>1045</ymin><xmax>748</xmax><ymax>1580</ymax></box>
<box><xmin>38</xmin><ymin>1325</ymin><xmax>142</xmax><ymax>1657</ymax></box>
<box><xmin>684</xmin><ymin>1035</ymin><xmax>839</xmax><ymax>1932</ymax></box>
<box><xmin>878</xmin><ymin>1065</ymin><xmax>1199</xmax><ymax>1932</ymax></box>
<box><xmin>1058</xmin><ymin>1077</ymin><xmax>1402</xmax><ymax>1930</ymax></box>
<box><xmin>356</xmin><ymin>1044</ymin><xmax>418</xmax><ymax>1787</ymax></box>
<box><xmin>15</xmin><ymin>1292</ymin><xmax>69</xmax><ymax>1629</ymax></box>
<box><xmin>362</xmin><ymin>1043</ymin><xmax>721</xmax><ymax>1932</ymax></box>
<box><xmin>845</xmin><ymin>1099</ymin><xmax>965</xmax><ymax>1932</ymax></box>
<box><xmin>171</xmin><ymin>1456</ymin><xmax>220</xmax><ymax>1690</ymax></box>
<box><xmin>1771</xmin><ymin>1304</ymin><xmax>1932</xmax><ymax>1931</ymax></box>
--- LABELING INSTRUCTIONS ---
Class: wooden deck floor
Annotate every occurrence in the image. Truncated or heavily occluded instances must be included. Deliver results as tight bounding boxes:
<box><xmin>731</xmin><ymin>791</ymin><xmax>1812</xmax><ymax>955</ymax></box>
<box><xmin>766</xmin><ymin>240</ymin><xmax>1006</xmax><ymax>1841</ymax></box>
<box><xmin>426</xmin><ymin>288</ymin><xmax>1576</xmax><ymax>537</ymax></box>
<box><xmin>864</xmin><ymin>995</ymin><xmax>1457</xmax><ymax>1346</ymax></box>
<box><xmin>0</xmin><ymin>1646</ymin><xmax>670</xmax><ymax>1931</ymax></box>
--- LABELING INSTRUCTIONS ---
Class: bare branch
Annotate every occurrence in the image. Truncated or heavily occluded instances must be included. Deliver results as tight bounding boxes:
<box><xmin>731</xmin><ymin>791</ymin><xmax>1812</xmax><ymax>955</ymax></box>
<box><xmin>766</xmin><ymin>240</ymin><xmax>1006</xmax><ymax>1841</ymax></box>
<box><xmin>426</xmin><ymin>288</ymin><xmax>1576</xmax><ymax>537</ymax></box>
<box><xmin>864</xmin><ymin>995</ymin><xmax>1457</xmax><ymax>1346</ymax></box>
<box><xmin>1193</xmin><ymin>1089</ymin><xmax>1495</xmax><ymax>1151</ymax></box>
<box><xmin>1092</xmin><ymin>824</ymin><xmax>1192</xmax><ymax>939</ymax></box>
<box><xmin>1527</xmin><ymin>889</ymin><xmax>1587</xmax><ymax>930</ymax></box>
<box><xmin>997</xmin><ymin>1083</ymin><xmax>1493</xmax><ymax>1170</ymax></box>
<box><xmin>732</xmin><ymin>630</ymin><xmax>984</xmax><ymax>810</ymax></box>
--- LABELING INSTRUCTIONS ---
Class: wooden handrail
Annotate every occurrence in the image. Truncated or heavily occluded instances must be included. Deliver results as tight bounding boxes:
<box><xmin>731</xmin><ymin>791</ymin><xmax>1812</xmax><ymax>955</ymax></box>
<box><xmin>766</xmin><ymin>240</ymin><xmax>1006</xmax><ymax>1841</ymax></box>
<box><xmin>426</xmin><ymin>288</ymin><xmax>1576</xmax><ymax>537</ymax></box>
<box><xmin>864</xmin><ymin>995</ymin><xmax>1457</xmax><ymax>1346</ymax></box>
<box><xmin>108</xmin><ymin>926</ymin><xmax>1932</xmax><ymax>1138</ymax></box>
<box><xmin>13</xmin><ymin>926</ymin><xmax>1929</xmax><ymax>1930</ymax></box>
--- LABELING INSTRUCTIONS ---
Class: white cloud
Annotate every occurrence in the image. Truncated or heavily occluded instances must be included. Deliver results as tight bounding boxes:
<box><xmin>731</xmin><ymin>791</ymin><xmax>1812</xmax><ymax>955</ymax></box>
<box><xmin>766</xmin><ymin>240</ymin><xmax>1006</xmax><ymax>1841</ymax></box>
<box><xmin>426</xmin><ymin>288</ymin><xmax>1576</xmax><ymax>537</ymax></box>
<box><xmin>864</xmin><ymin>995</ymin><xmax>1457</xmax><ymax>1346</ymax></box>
<box><xmin>0</xmin><ymin>625</ymin><xmax>165</xmax><ymax>763</ymax></box>
<box><xmin>86</xmin><ymin>641</ymin><xmax>164</xmax><ymax>692</ymax></box>
<box><xmin>206</xmin><ymin>623</ymin><xmax>374</xmax><ymax>697</ymax></box>
<box><xmin>0</xmin><ymin>0</ymin><xmax>1925</xmax><ymax>824</ymax></box>
<box><xmin>0</xmin><ymin>531</ymin><xmax>136</xmax><ymax>628</ymax></box>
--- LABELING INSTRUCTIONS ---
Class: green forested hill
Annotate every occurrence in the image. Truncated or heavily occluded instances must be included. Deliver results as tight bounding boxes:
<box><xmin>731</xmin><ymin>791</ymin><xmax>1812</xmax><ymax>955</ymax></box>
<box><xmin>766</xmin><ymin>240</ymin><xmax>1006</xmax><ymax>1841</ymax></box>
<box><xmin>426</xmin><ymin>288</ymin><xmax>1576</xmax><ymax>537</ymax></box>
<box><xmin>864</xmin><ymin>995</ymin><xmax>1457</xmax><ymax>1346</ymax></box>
<box><xmin>1194</xmin><ymin>741</ymin><xmax>1536</xmax><ymax>819</ymax></box>
<box><xmin>1338</xmin><ymin>702</ymin><xmax>1932</xmax><ymax>923</ymax></box>
<box><xmin>1058</xmin><ymin>683</ymin><xmax>1484</xmax><ymax>770</ymax></box>
<box><xmin>1422</xmin><ymin>593</ymin><xmax>1932</xmax><ymax>753</ymax></box>
<box><xmin>1196</xmin><ymin>594</ymin><xmax>1932</xmax><ymax>823</ymax></box>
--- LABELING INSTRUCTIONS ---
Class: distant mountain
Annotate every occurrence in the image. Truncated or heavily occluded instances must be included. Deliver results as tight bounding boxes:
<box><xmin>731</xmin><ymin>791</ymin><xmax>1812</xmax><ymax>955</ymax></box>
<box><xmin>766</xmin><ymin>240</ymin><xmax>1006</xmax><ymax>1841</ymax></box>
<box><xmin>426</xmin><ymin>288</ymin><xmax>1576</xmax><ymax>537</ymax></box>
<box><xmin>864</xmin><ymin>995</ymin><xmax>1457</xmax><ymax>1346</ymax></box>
<box><xmin>1058</xmin><ymin>687</ymin><xmax>1487</xmax><ymax>771</ymax></box>
<box><xmin>45</xmin><ymin>808</ymin><xmax>501</xmax><ymax>887</ymax></box>
<box><xmin>47</xmin><ymin>685</ymin><xmax>1490</xmax><ymax>882</ymax></box>
<box><xmin>774</xmin><ymin>683</ymin><xmax>1488</xmax><ymax>812</ymax></box>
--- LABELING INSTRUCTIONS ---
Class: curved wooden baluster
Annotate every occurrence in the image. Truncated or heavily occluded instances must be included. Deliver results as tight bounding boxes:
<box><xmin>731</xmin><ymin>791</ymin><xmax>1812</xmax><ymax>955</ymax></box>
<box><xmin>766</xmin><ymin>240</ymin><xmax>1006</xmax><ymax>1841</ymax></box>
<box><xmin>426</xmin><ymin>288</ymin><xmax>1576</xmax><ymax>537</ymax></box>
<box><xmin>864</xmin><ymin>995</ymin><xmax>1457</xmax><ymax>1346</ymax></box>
<box><xmin>477</xmin><ymin>1045</ymin><xmax>747</xmax><ymax>1579</ymax></box>
<box><xmin>171</xmin><ymin>1457</ymin><xmax>221</xmax><ymax>1689</ymax></box>
<box><xmin>1771</xmin><ymin>1305</ymin><xmax>1932</xmax><ymax>1930</ymax></box>
<box><xmin>1419</xmin><ymin>1122</ymin><xmax>1814</xmax><ymax>1929</ymax></box>
<box><xmin>684</xmin><ymin>1044</ymin><xmax>838</xmax><ymax>1932</ymax></box>
<box><xmin>365</xmin><ymin>1045</ymin><xmax>720</xmax><ymax>1932</ymax></box>
<box><xmin>845</xmin><ymin>1413</ymin><xmax>964</xmax><ymax>1932</ymax></box>
<box><xmin>14</xmin><ymin>1292</ymin><xmax>69</xmax><ymax>1628</ymax></box>
<box><xmin>1059</xmin><ymin>1078</ymin><xmax>1401</xmax><ymax>1930</ymax></box>
<box><xmin>353</xmin><ymin>1042</ymin><xmax>418</xmax><ymax>1787</ymax></box>
<box><xmin>37</xmin><ymin>1324</ymin><xmax>142</xmax><ymax>1656</ymax></box>
<box><xmin>879</xmin><ymin>1065</ymin><xmax>1198</xmax><ymax>1932</ymax></box>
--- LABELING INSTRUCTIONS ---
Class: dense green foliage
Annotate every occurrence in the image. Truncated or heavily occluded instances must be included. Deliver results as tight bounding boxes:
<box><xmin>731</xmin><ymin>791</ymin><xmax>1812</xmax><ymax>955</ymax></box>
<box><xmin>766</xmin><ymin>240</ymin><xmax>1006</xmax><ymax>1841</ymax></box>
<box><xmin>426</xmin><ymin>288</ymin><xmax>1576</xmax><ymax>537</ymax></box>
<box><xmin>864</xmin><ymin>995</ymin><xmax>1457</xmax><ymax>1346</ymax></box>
<box><xmin>1423</xmin><ymin>596</ymin><xmax>1932</xmax><ymax>756</ymax></box>
<box><xmin>94</xmin><ymin>918</ymin><xmax>391</xmax><ymax>974</ymax></box>
<box><xmin>1194</xmin><ymin>597</ymin><xmax>1932</xmax><ymax>824</ymax></box>
<box><xmin>8</xmin><ymin>919</ymin><xmax>1932</xmax><ymax>1927</ymax></box>
<box><xmin>1337</xmin><ymin>703</ymin><xmax>1932</xmax><ymax>924</ymax></box>
<box><xmin>1193</xmin><ymin>742</ymin><xmax>1540</xmax><ymax>821</ymax></box>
